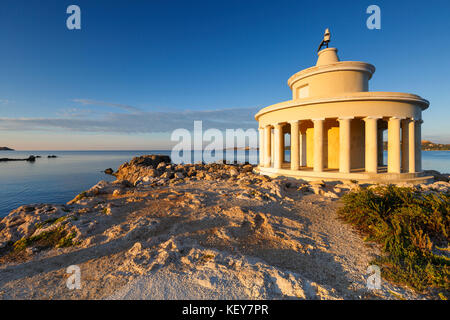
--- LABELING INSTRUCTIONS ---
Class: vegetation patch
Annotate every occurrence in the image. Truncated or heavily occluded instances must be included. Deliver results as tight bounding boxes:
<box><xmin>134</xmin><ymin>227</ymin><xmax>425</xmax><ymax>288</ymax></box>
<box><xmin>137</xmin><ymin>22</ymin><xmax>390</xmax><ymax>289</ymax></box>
<box><xmin>13</xmin><ymin>226</ymin><xmax>77</xmax><ymax>252</ymax></box>
<box><xmin>35</xmin><ymin>216</ymin><xmax>68</xmax><ymax>229</ymax></box>
<box><xmin>338</xmin><ymin>185</ymin><xmax>449</xmax><ymax>297</ymax></box>
<box><xmin>71</xmin><ymin>191</ymin><xmax>88</xmax><ymax>203</ymax></box>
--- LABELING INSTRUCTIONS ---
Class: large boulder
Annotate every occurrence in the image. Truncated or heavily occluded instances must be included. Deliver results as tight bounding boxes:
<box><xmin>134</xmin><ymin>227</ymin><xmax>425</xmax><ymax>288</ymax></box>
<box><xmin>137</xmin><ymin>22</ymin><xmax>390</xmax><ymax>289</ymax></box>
<box><xmin>114</xmin><ymin>155</ymin><xmax>171</xmax><ymax>184</ymax></box>
<box><xmin>127</xmin><ymin>155</ymin><xmax>171</xmax><ymax>168</ymax></box>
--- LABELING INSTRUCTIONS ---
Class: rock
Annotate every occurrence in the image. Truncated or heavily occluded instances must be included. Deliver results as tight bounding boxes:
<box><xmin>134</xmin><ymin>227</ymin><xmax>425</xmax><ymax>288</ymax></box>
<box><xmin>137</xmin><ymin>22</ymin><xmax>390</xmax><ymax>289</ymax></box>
<box><xmin>310</xmin><ymin>186</ymin><xmax>323</xmax><ymax>195</ymax></box>
<box><xmin>112</xmin><ymin>179</ymin><xmax>133</xmax><ymax>188</ymax></box>
<box><xmin>127</xmin><ymin>242</ymin><xmax>143</xmax><ymax>256</ymax></box>
<box><xmin>141</xmin><ymin>176</ymin><xmax>153</xmax><ymax>183</ymax></box>
<box><xmin>309</xmin><ymin>180</ymin><xmax>325</xmax><ymax>187</ymax></box>
<box><xmin>160</xmin><ymin>171</ymin><xmax>174</xmax><ymax>179</ymax></box>
<box><xmin>423</xmin><ymin>170</ymin><xmax>449</xmax><ymax>182</ymax></box>
<box><xmin>427</xmin><ymin>181</ymin><xmax>450</xmax><ymax>192</ymax></box>
<box><xmin>229</xmin><ymin>168</ymin><xmax>239</xmax><ymax>177</ymax></box>
<box><xmin>146</xmin><ymin>169</ymin><xmax>159</xmax><ymax>177</ymax></box>
<box><xmin>242</xmin><ymin>164</ymin><xmax>254</xmax><ymax>173</ymax></box>
<box><xmin>114</xmin><ymin>155</ymin><xmax>172</xmax><ymax>184</ymax></box>
<box><xmin>0</xmin><ymin>155</ymin><xmax>36</xmax><ymax>162</ymax></box>
<box><xmin>174</xmin><ymin>172</ymin><xmax>185</xmax><ymax>179</ymax></box>
<box><xmin>103</xmin><ymin>206</ymin><xmax>113</xmax><ymax>215</ymax></box>
<box><xmin>323</xmin><ymin>191</ymin><xmax>339</xmax><ymax>199</ymax></box>
<box><xmin>104</xmin><ymin>168</ymin><xmax>114</xmax><ymax>175</ymax></box>
<box><xmin>187</xmin><ymin>168</ymin><xmax>197</xmax><ymax>177</ymax></box>
<box><xmin>196</xmin><ymin>171</ymin><xmax>206</xmax><ymax>179</ymax></box>
<box><xmin>47</xmin><ymin>155</ymin><xmax>57</xmax><ymax>158</ymax></box>
<box><xmin>113</xmin><ymin>189</ymin><xmax>122</xmax><ymax>197</ymax></box>
<box><xmin>157</xmin><ymin>162</ymin><xmax>167</xmax><ymax>170</ymax></box>
<box><xmin>129</xmin><ymin>155</ymin><xmax>171</xmax><ymax>168</ymax></box>
<box><xmin>298</xmin><ymin>185</ymin><xmax>313</xmax><ymax>194</ymax></box>
<box><xmin>88</xmin><ymin>180</ymin><xmax>110</xmax><ymax>195</ymax></box>
<box><xmin>175</xmin><ymin>164</ymin><xmax>185</xmax><ymax>171</ymax></box>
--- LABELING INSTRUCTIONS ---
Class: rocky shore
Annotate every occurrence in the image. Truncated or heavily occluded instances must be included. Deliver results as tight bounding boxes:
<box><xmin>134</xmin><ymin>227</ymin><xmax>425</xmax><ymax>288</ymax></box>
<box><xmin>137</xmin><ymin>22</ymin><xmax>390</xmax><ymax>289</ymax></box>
<box><xmin>0</xmin><ymin>155</ymin><xmax>448</xmax><ymax>300</ymax></box>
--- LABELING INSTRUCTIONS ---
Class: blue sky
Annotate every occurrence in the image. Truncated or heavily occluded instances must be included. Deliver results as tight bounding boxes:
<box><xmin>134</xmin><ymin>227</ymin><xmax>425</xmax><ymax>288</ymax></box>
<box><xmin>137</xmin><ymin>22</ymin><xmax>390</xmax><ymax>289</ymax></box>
<box><xmin>0</xmin><ymin>0</ymin><xmax>449</xmax><ymax>150</ymax></box>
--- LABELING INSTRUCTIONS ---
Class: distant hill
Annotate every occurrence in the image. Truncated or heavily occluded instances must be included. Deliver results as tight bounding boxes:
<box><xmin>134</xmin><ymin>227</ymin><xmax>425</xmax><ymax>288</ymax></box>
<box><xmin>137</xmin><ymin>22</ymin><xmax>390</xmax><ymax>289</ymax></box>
<box><xmin>0</xmin><ymin>147</ymin><xmax>14</xmax><ymax>151</ymax></box>
<box><xmin>382</xmin><ymin>141</ymin><xmax>449</xmax><ymax>151</ymax></box>
<box><xmin>422</xmin><ymin>140</ymin><xmax>450</xmax><ymax>151</ymax></box>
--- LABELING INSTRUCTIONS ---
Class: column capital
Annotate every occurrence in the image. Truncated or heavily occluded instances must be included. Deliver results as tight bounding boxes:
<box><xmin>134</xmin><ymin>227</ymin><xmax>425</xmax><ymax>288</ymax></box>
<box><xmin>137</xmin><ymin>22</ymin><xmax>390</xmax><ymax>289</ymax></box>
<box><xmin>274</xmin><ymin>122</ymin><xmax>284</xmax><ymax>128</ymax></box>
<box><xmin>338</xmin><ymin>116</ymin><xmax>354</xmax><ymax>121</ymax></box>
<box><xmin>388</xmin><ymin>116</ymin><xmax>404</xmax><ymax>121</ymax></box>
<box><xmin>288</xmin><ymin>120</ymin><xmax>300</xmax><ymax>125</ymax></box>
<box><xmin>312</xmin><ymin>118</ymin><xmax>325</xmax><ymax>122</ymax></box>
<box><xmin>363</xmin><ymin>116</ymin><xmax>382</xmax><ymax>121</ymax></box>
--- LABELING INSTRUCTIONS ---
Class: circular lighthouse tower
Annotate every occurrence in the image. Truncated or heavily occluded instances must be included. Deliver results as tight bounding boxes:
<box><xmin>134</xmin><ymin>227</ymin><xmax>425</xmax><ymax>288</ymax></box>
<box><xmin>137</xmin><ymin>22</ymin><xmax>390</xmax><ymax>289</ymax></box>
<box><xmin>255</xmin><ymin>30</ymin><xmax>430</xmax><ymax>183</ymax></box>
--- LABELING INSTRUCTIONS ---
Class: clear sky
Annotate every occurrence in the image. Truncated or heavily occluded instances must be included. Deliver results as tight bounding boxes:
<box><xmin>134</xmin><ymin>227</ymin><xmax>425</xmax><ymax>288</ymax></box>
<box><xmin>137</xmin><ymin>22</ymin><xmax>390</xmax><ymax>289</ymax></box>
<box><xmin>0</xmin><ymin>0</ymin><xmax>449</xmax><ymax>150</ymax></box>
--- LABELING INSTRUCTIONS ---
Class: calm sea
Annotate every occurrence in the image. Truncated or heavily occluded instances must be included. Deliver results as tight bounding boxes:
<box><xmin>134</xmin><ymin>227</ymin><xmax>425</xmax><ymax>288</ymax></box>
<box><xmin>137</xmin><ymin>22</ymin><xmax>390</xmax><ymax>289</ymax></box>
<box><xmin>0</xmin><ymin>150</ymin><xmax>448</xmax><ymax>217</ymax></box>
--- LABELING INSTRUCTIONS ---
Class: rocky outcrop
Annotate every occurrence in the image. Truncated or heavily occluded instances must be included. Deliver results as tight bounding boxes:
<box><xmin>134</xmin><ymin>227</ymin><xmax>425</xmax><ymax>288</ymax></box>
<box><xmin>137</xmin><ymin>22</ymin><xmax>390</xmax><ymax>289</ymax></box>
<box><xmin>423</xmin><ymin>170</ymin><xmax>450</xmax><ymax>182</ymax></box>
<box><xmin>114</xmin><ymin>155</ymin><xmax>171</xmax><ymax>183</ymax></box>
<box><xmin>0</xmin><ymin>155</ymin><xmax>36</xmax><ymax>162</ymax></box>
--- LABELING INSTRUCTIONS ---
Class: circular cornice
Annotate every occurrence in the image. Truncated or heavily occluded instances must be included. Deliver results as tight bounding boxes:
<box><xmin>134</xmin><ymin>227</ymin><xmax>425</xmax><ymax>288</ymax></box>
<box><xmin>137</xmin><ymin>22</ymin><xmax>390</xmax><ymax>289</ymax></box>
<box><xmin>254</xmin><ymin>92</ymin><xmax>429</xmax><ymax>120</ymax></box>
<box><xmin>287</xmin><ymin>61</ymin><xmax>376</xmax><ymax>88</ymax></box>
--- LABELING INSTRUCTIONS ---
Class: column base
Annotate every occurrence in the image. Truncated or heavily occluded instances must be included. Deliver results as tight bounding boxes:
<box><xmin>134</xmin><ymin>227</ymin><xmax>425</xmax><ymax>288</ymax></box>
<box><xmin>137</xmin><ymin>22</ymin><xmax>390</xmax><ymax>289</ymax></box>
<box><xmin>255</xmin><ymin>166</ymin><xmax>432</xmax><ymax>184</ymax></box>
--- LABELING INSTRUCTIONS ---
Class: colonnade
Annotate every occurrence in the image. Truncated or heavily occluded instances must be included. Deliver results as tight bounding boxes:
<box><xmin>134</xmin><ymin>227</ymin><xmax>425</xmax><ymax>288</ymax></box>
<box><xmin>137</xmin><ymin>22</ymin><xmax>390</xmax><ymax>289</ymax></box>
<box><xmin>258</xmin><ymin>117</ymin><xmax>423</xmax><ymax>174</ymax></box>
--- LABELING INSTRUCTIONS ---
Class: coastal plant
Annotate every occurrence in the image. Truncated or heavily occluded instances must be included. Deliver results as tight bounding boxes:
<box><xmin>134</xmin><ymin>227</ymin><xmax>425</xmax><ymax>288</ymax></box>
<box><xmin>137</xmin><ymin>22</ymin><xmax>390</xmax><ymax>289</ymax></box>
<box><xmin>13</xmin><ymin>226</ymin><xmax>78</xmax><ymax>252</ymax></box>
<box><xmin>338</xmin><ymin>185</ymin><xmax>449</xmax><ymax>297</ymax></box>
<box><xmin>70</xmin><ymin>191</ymin><xmax>88</xmax><ymax>203</ymax></box>
<box><xmin>35</xmin><ymin>216</ymin><xmax>68</xmax><ymax>229</ymax></box>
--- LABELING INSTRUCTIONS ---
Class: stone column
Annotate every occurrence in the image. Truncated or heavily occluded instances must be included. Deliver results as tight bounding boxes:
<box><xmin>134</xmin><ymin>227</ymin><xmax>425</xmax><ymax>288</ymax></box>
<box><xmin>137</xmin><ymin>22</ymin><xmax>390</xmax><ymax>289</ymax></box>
<box><xmin>364</xmin><ymin>117</ymin><xmax>379</xmax><ymax>173</ymax></box>
<box><xmin>258</xmin><ymin>127</ymin><xmax>264</xmax><ymax>167</ymax></box>
<box><xmin>271</xmin><ymin>129</ymin><xmax>274</xmax><ymax>167</ymax></box>
<box><xmin>300</xmin><ymin>129</ymin><xmax>307</xmax><ymax>167</ymax></box>
<box><xmin>388</xmin><ymin>117</ymin><xmax>402</xmax><ymax>173</ymax></box>
<box><xmin>415</xmin><ymin>120</ymin><xmax>423</xmax><ymax>172</ymax></box>
<box><xmin>289</xmin><ymin>121</ymin><xmax>300</xmax><ymax>170</ymax></box>
<box><xmin>274</xmin><ymin>123</ymin><xmax>284</xmax><ymax>169</ymax></box>
<box><xmin>313</xmin><ymin>119</ymin><xmax>324</xmax><ymax>172</ymax></box>
<box><xmin>401</xmin><ymin>119</ymin><xmax>410</xmax><ymax>172</ymax></box>
<box><xmin>408</xmin><ymin>119</ymin><xmax>416</xmax><ymax>173</ymax></box>
<box><xmin>264</xmin><ymin>125</ymin><xmax>271</xmax><ymax>167</ymax></box>
<box><xmin>338</xmin><ymin>117</ymin><xmax>352</xmax><ymax>173</ymax></box>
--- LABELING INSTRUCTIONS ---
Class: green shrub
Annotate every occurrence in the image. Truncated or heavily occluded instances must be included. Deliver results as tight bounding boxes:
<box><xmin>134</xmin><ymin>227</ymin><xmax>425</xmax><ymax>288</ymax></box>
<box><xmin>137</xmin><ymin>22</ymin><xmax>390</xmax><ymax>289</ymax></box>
<box><xmin>35</xmin><ymin>216</ymin><xmax>68</xmax><ymax>229</ymax></box>
<box><xmin>13</xmin><ymin>226</ymin><xmax>77</xmax><ymax>251</ymax></box>
<box><xmin>338</xmin><ymin>185</ymin><xmax>449</xmax><ymax>296</ymax></box>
